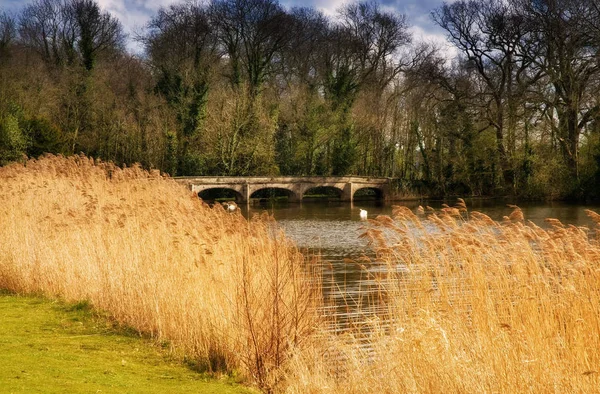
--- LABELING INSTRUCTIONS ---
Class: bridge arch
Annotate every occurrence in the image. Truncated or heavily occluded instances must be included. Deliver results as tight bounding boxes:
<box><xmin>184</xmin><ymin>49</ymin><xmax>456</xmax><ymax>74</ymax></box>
<box><xmin>353</xmin><ymin>186</ymin><xmax>384</xmax><ymax>201</ymax></box>
<box><xmin>250</xmin><ymin>187</ymin><xmax>300</xmax><ymax>202</ymax></box>
<box><xmin>197</xmin><ymin>187</ymin><xmax>244</xmax><ymax>203</ymax></box>
<box><xmin>302</xmin><ymin>186</ymin><xmax>344</xmax><ymax>200</ymax></box>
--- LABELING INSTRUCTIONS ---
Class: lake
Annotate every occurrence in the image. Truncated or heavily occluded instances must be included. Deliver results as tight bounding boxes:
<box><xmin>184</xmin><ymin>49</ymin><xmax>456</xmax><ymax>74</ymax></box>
<box><xmin>241</xmin><ymin>198</ymin><xmax>600</xmax><ymax>256</ymax></box>
<box><xmin>238</xmin><ymin>199</ymin><xmax>600</xmax><ymax>327</ymax></box>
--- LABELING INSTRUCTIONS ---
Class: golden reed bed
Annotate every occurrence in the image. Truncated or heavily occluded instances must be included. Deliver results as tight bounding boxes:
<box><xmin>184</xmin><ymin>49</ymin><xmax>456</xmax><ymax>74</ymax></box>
<box><xmin>0</xmin><ymin>155</ymin><xmax>320</xmax><ymax>391</ymax></box>
<box><xmin>1</xmin><ymin>155</ymin><xmax>600</xmax><ymax>393</ymax></box>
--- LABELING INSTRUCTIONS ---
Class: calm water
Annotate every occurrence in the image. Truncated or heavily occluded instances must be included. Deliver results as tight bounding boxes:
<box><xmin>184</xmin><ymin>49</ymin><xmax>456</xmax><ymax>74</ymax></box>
<box><xmin>238</xmin><ymin>199</ymin><xmax>600</xmax><ymax>325</ymax></box>
<box><xmin>241</xmin><ymin>199</ymin><xmax>600</xmax><ymax>258</ymax></box>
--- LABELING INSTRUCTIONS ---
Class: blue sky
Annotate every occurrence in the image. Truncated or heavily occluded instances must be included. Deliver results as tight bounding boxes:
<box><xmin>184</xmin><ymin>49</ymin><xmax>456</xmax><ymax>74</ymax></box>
<box><xmin>1</xmin><ymin>0</ymin><xmax>456</xmax><ymax>55</ymax></box>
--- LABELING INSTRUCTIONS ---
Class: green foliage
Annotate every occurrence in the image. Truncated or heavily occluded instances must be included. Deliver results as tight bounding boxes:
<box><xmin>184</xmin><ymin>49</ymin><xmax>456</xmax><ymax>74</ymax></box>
<box><xmin>155</xmin><ymin>70</ymin><xmax>185</xmax><ymax>106</ymax></box>
<box><xmin>331</xmin><ymin>125</ymin><xmax>357</xmax><ymax>176</ymax></box>
<box><xmin>275</xmin><ymin>93</ymin><xmax>332</xmax><ymax>175</ymax></box>
<box><xmin>527</xmin><ymin>146</ymin><xmax>575</xmax><ymax>200</ymax></box>
<box><xmin>325</xmin><ymin>66</ymin><xmax>359</xmax><ymax>112</ymax></box>
<box><xmin>577</xmin><ymin>133</ymin><xmax>600</xmax><ymax>200</ymax></box>
<box><xmin>468</xmin><ymin>129</ymin><xmax>499</xmax><ymax>195</ymax></box>
<box><xmin>0</xmin><ymin>104</ymin><xmax>64</xmax><ymax>163</ymax></box>
<box><xmin>156</xmin><ymin>71</ymin><xmax>208</xmax><ymax>137</ymax></box>
<box><xmin>186</xmin><ymin>82</ymin><xmax>209</xmax><ymax>137</ymax></box>
<box><xmin>76</xmin><ymin>0</ymin><xmax>101</xmax><ymax>71</ymax></box>
<box><xmin>164</xmin><ymin>130</ymin><xmax>179</xmax><ymax>176</ymax></box>
<box><xmin>274</xmin><ymin>124</ymin><xmax>301</xmax><ymax>174</ymax></box>
<box><xmin>590</xmin><ymin>149</ymin><xmax>600</xmax><ymax>200</ymax></box>
<box><xmin>24</xmin><ymin>117</ymin><xmax>65</xmax><ymax>158</ymax></box>
<box><xmin>179</xmin><ymin>152</ymin><xmax>205</xmax><ymax>176</ymax></box>
<box><xmin>0</xmin><ymin>113</ymin><xmax>27</xmax><ymax>165</ymax></box>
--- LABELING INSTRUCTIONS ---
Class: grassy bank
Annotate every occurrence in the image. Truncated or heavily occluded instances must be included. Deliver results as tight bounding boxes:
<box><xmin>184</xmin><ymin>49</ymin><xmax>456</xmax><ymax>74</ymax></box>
<box><xmin>0</xmin><ymin>291</ymin><xmax>254</xmax><ymax>393</ymax></box>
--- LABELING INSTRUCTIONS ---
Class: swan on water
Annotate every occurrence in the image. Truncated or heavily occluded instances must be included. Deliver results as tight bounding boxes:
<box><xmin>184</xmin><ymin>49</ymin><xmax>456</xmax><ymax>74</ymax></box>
<box><xmin>359</xmin><ymin>209</ymin><xmax>368</xmax><ymax>219</ymax></box>
<box><xmin>222</xmin><ymin>202</ymin><xmax>237</xmax><ymax>212</ymax></box>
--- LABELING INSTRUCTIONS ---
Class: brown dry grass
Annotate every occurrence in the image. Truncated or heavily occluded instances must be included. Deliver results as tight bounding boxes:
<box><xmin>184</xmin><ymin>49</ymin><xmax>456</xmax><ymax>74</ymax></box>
<box><xmin>3</xmin><ymin>155</ymin><xmax>600</xmax><ymax>393</ymax></box>
<box><xmin>284</xmin><ymin>205</ymin><xmax>600</xmax><ymax>393</ymax></box>
<box><xmin>0</xmin><ymin>154</ymin><xmax>320</xmax><ymax>392</ymax></box>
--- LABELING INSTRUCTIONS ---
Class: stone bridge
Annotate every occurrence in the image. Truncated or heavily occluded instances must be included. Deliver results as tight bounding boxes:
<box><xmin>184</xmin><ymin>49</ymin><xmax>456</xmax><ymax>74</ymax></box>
<box><xmin>174</xmin><ymin>176</ymin><xmax>391</xmax><ymax>203</ymax></box>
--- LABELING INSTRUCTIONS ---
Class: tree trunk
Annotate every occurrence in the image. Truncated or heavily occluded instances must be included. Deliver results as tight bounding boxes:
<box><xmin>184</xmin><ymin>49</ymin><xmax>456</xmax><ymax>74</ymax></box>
<box><xmin>494</xmin><ymin>103</ymin><xmax>514</xmax><ymax>192</ymax></box>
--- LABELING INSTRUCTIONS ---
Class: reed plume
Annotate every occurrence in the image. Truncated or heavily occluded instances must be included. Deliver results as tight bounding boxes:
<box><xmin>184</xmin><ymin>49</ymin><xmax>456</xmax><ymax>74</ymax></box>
<box><xmin>0</xmin><ymin>154</ymin><xmax>320</xmax><ymax>392</ymax></box>
<box><xmin>3</xmin><ymin>155</ymin><xmax>600</xmax><ymax>393</ymax></box>
<box><xmin>285</xmin><ymin>203</ymin><xmax>600</xmax><ymax>393</ymax></box>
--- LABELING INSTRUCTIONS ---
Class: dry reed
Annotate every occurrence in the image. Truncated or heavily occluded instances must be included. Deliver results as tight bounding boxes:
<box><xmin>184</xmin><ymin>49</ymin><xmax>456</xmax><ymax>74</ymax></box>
<box><xmin>3</xmin><ymin>155</ymin><xmax>600</xmax><ymax>393</ymax></box>
<box><xmin>0</xmin><ymin>154</ymin><xmax>320</xmax><ymax>392</ymax></box>
<box><xmin>284</xmin><ymin>205</ymin><xmax>600</xmax><ymax>393</ymax></box>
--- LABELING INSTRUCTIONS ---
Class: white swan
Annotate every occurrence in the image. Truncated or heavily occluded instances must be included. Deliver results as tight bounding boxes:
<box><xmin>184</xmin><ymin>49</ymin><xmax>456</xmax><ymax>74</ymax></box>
<box><xmin>222</xmin><ymin>201</ymin><xmax>237</xmax><ymax>212</ymax></box>
<box><xmin>359</xmin><ymin>209</ymin><xmax>368</xmax><ymax>220</ymax></box>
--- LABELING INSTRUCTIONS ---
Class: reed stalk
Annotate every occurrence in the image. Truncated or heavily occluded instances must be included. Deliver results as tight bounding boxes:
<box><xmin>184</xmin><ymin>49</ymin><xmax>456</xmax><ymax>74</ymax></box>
<box><xmin>3</xmin><ymin>155</ymin><xmax>600</xmax><ymax>392</ymax></box>
<box><xmin>0</xmin><ymin>154</ymin><xmax>320</xmax><ymax>392</ymax></box>
<box><xmin>284</xmin><ymin>203</ymin><xmax>600</xmax><ymax>393</ymax></box>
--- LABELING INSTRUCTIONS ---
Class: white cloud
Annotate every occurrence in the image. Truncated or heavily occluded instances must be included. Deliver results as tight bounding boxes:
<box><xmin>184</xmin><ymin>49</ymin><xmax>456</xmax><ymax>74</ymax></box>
<box><xmin>409</xmin><ymin>24</ymin><xmax>457</xmax><ymax>61</ymax></box>
<box><xmin>311</xmin><ymin>0</ymin><xmax>346</xmax><ymax>18</ymax></box>
<box><xmin>91</xmin><ymin>0</ymin><xmax>456</xmax><ymax>56</ymax></box>
<box><xmin>97</xmin><ymin>0</ymin><xmax>172</xmax><ymax>54</ymax></box>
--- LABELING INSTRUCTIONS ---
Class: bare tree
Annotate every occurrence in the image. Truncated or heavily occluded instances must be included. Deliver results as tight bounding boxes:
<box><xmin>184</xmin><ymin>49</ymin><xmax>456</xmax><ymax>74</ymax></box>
<box><xmin>321</xmin><ymin>1</ymin><xmax>409</xmax><ymax>109</ymax></box>
<box><xmin>0</xmin><ymin>11</ymin><xmax>16</xmax><ymax>61</ymax></box>
<box><xmin>281</xmin><ymin>7</ymin><xmax>328</xmax><ymax>88</ymax></box>
<box><xmin>210</xmin><ymin>0</ymin><xmax>292</xmax><ymax>97</ymax></box>
<box><xmin>433</xmin><ymin>0</ymin><xmax>539</xmax><ymax>191</ymax></box>
<box><xmin>19</xmin><ymin>0</ymin><xmax>124</xmax><ymax>70</ymax></box>
<box><xmin>70</xmin><ymin>0</ymin><xmax>124</xmax><ymax>70</ymax></box>
<box><xmin>145</xmin><ymin>1</ymin><xmax>218</xmax><ymax>73</ymax></box>
<box><xmin>339</xmin><ymin>1</ymin><xmax>409</xmax><ymax>89</ymax></box>
<box><xmin>20</xmin><ymin>0</ymin><xmax>65</xmax><ymax>65</ymax></box>
<box><xmin>518</xmin><ymin>0</ymin><xmax>600</xmax><ymax>181</ymax></box>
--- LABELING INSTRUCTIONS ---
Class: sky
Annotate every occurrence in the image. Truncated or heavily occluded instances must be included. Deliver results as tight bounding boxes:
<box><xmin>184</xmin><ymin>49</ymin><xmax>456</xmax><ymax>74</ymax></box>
<box><xmin>1</xmin><ymin>0</ymin><xmax>456</xmax><ymax>56</ymax></box>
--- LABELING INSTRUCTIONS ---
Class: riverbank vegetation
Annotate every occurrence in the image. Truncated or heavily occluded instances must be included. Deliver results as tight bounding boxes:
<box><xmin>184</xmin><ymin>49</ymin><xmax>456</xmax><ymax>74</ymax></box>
<box><xmin>0</xmin><ymin>155</ymin><xmax>320</xmax><ymax>392</ymax></box>
<box><xmin>286</xmin><ymin>203</ymin><xmax>600</xmax><ymax>392</ymax></box>
<box><xmin>2</xmin><ymin>0</ymin><xmax>600</xmax><ymax>199</ymax></box>
<box><xmin>2</xmin><ymin>155</ymin><xmax>600</xmax><ymax>392</ymax></box>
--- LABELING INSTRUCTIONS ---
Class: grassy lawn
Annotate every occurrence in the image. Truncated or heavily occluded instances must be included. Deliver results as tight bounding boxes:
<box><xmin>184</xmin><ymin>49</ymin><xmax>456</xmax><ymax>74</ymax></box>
<box><xmin>0</xmin><ymin>292</ymin><xmax>256</xmax><ymax>394</ymax></box>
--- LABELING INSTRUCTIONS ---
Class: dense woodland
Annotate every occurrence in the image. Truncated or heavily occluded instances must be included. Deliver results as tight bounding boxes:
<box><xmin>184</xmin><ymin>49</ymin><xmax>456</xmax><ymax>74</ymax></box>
<box><xmin>1</xmin><ymin>0</ymin><xmax>600</xmax><ymax>199</ymax></box>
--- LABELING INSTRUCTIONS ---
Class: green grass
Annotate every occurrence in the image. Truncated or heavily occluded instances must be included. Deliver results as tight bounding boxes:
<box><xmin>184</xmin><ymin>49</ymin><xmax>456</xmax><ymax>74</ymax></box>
<box><xmin>0</xmin><ymin>292</ymin><xmax>256</xmax><ymax>394</ymax></box>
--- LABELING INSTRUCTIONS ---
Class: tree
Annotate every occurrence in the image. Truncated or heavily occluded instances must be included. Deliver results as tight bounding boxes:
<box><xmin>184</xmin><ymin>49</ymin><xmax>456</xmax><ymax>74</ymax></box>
<box><xmin>433</xmin><ymin>0</ymin><xmax>539</xmax><ymax>192</ymax></box>
<box><xmin>145</xmin><ymin>1</ymin><xmax>218</xmax><ymax>75</ymax></box>
<box><xmin>144</xmin><ymin>1</ymin><xmax>221</xmax><ymax>175</ymax></box>
<box><xmin>210</xmin><ymin>0</ymin><xmax>292</xmax><ymax>97</ymax></box>
<box><xmin>519</xmin><ymin>0</ymin><xmax>600</xmax><ymax>183</ymax></box>
<box><xmin>338</xmin><ymin>0</ymin><xmax>410</xmax><ymax>90</ymax></box>
<box><xmin>0</xmin><ymin>11</ymin><xmax>16</xmax><ymax>62</ymax></box>
<box><xmin>281</xmin><ymin>7</ymin><xmax>328</xmax><ymax>88</ymax></box>
<box><xmin>19</xmin><ymin>0</ymin><xmax>124</xmax><ymax>70</ymax></box>
<box><xmin>0</xmin><ymin>111</ymin><xmax>27</xmax><ymax>166</ymax></box>
<box><xmin>313</xmin><ymin>1</ymin><xmax>410</xmax><ymax>175</ymax></box>
<box><xmin>19</xmin><ymin>0</ymin><xmax>65</xmax><ymax>66</ymax></box>
<box><xmin>70</xmin><ymin>0</ymin><xmax>124</xmax><ymax>71</ymax></box>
